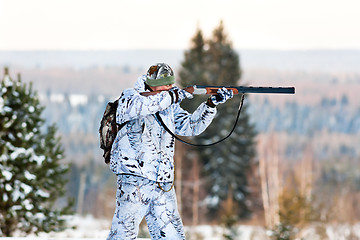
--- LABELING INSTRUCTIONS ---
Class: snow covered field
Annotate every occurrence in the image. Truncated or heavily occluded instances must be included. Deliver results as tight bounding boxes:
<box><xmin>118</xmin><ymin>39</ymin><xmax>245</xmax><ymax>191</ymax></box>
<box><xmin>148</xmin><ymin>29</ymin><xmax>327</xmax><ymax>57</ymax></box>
<box><xmin>5</xmin><ymin>215</ymin><xmax>111</xmax><ymax>239</ymax></box>
<box><xmin>3</xmin><ymin>214</ymin><xmax>265</xmax><ymax>240</ymax></box>
<box><xmin>3</xmin><ymin>214</ymin><xmax>268</xmax><ymax>240</ymax></box>
<box><xmin>3</xmin><ymin>215</ymin><xmax>360</xmax><ymax>240</ymax></box>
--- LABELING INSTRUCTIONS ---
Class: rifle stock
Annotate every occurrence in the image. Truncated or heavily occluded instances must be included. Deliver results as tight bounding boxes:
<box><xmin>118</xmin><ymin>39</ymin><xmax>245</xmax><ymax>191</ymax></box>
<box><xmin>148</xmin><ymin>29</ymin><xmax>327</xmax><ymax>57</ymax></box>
<box><xmin>140</xmin><ymin>85</ymin><xmax>295</xmax><ymax>96</ymax></box>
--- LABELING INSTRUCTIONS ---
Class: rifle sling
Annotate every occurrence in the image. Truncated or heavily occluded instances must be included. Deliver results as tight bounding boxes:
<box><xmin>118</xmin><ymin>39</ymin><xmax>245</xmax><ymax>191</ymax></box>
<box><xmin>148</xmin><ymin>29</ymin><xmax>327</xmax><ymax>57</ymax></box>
<box><xmin>154</xmin><ymin>94</ymin><xmax>245</xmax><ymax>147</ymax></box>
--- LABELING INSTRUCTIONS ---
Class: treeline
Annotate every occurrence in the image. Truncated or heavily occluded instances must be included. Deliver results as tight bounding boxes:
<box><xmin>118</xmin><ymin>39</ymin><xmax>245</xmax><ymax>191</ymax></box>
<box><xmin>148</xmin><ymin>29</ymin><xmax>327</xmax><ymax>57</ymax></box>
<box><xmin>36</xmin><ymin>74</ymin><xmax>360</xmax><ymax>221</ymax></box>
<box><xmin>250</xmin><ymin>95</ymin><xmax>360</xmax><ymax>135</ymax></box>
<box><xmin>39</xmin><ymin>89</ymin><xmax>360</xmax><ymax>164</ymax></box>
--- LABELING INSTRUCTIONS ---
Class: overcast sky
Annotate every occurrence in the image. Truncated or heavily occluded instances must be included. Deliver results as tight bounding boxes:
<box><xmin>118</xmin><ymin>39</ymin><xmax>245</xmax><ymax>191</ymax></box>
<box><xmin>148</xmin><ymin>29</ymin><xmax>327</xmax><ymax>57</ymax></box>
<box><xmin>1</xmin><ymin>0</ymin><xmax>359</xmax><ymax>50</ymax></box>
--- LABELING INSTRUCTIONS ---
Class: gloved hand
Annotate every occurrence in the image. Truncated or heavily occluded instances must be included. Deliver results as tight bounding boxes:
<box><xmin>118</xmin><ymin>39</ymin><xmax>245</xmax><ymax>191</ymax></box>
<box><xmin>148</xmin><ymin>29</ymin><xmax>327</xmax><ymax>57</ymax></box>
<box><xmin>207</xmin><ymin>87</ymin><xmax>234</xmax><ymax>107</ymax></box>
<box><xmin>168</xmin><ymin>86</ymin><xmax>193</xmax><ymax>104</ymax></box>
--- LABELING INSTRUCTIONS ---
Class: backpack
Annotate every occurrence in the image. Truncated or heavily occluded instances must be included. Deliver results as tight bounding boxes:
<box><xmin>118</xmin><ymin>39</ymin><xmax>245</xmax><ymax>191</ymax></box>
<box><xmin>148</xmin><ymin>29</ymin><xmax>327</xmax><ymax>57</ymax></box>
<box><xmin>99</xmin><ymin>98</ymin><xmax>126</xmax><ymax>164</ymax></box>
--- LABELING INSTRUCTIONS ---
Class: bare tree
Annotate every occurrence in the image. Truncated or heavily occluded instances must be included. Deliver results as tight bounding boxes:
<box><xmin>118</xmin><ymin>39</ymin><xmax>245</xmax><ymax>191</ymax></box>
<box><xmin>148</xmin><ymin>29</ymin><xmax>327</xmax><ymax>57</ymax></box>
<box><xmin>258</xmin><ymin>133</ymin><xmax>282</xmax><ymax>229</ymax></box>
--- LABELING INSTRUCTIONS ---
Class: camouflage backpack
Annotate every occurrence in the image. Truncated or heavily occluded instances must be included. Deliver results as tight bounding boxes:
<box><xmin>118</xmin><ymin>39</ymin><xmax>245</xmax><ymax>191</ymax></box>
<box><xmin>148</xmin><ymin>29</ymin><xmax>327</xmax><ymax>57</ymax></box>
<box><xmin>99</xmin><ymin>98</ymin><xmax>126</xmax><ymax>164</ymax></box>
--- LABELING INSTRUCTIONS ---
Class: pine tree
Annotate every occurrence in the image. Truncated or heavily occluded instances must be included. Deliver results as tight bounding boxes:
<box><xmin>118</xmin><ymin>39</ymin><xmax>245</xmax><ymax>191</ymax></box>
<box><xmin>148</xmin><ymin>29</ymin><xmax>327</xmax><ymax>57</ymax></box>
<box><xmin>0</xmin><ymin>67</ymin><xmax>73</xmax><ymax>236</ymax></box>
<box><xmin>178</xmin><ymin>22</ymin><xmax>257</xmax><ymax>219</ymax></box>
<box><xmin>178</xmin><ymin>27</ymin><xmax>209</xmax><ymax>113</ymax></box>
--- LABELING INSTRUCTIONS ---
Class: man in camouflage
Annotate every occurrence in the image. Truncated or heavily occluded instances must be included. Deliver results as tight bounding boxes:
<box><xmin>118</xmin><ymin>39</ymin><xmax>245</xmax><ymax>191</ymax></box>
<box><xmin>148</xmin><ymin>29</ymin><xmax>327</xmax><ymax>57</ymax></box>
<box><xmin>107</xmin><ymin>63</ymin><xmax>233</xmax><ymax>240</ymax></box>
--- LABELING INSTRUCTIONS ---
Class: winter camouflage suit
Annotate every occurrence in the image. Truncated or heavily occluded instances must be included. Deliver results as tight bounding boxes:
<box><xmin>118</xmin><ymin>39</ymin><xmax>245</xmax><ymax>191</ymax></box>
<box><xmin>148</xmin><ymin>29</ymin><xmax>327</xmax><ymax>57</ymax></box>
<box><xmin>107</xmin><ymin>74</ymin><xmax>218</xmax><ymax>240</ymax></box>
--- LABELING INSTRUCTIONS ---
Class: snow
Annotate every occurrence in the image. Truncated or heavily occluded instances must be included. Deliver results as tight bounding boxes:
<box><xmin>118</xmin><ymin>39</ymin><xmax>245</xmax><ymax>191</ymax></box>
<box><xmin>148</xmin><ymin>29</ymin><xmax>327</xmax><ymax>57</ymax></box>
<box><xmin>4</xmin><ymin>141</ymin><xmax>15</xmax><ymax>151</ymax></box>
<box><xmin>3</xmin><ymin>75</ymin><xmax>13</xmax><ymax>87</ymax></box>
<box><xmin>205</xmin><ymin>195</ymin><xmax>220</xmax><ymax>207</ymax></box>
<box><xmin>2</xmin><ymin>170</ymin><xmax>13</xmax><ymax>181</ymax></box>
<box><xmin>24</xmin><ymin>132</ymin><xmax>34</xmax><ymax>141</ymax></box>
<box><xmin>6</xmin><ymin>180</ymin><xmax>32</xmax><ymax>203</ymax></box>
<box><xmin>10</xmin><ymin>147</ymin><xmax>28</xmax><ymax>159</ymax></box>
<box><xmin>12</xmin><ymin>189</ymin><xmax>22</xmax><ymax>202</ymax></box>
<box><xmin>20</xmin><ymin>183</ymin><xmax>32</xmax><ymax>195</ymax></box>
<box><xmin>3</xmin><ymin>193</ymin><xmax>8</xmax><ymax>201</ymax></box>
<box><xmin>33</xmin><ymin>155</ymin><xmax>45</xmax><ymax>165</ymax></box>
<box><xmin>1</xmin><ymin>238</ymin><xmax>139</xmax><ymax>240</ymax></box>
<box><xmin>3</xmin><ymin>106</ymin><xmax>12</xmax><ymax>113</ymax></box>
<box><xmin>40</xmin><ymin>93</ymin><xmax>89</xmax><ymax>106</ymax></box>
<box><xmin>21</xmin><ymin>215</ymin><xmax>113</xmax><ymax>239</ymax></box>
<box><xmin>5</xmin><ymin>183</ymin><xmax>12</xmax><ymax>191</ymax></box>
<box><xmin>28</xmin><ymin>105</ymin><xmax>35</xmax><ymax>113</ymax></box>
<box><xmin>24</xmin><ymin>171</ymin><xmax>36</xmax><ymax>180</ymax></box>
<box><xmin>2</xmin><ymin>143</ymin><xmax>45</xmax><ymax>165</ymax></box>
<box><xmin>23</xmin><ymin>199</ymin><xmax>33</xmax><ymax>211</ymax></box>
<box><xmin>10</xmin><ymin>181</ymin><xmax>32</xmax><ymax>202</ymax></box>
<box><xmin>10</xmin><ymin>205</ymin><xmax>22</xmax><ymax>212</ymax></box>
<box><xmin>34</xmin><ymin>212</ymin><xmax>46</xmax><ymax>221</ymax></box>
<box><xmin>6</xmin><ymin>215</ymin><xmax>265</xmax><ymax>240</ymax></box>
<box><xmin>3</xmin><ymin>215</ymin><xmax>360</xmax><ymax>240</ymax></box>
<box><xmin>50</xmin><ymin>93</ymin><xmax>65</xmax><ymax>103</ymax></box>
<box><xmin>0</xmin><ymin>96</ymin><xmax>4</xmax><ymax>112</ymax></box>
<box><xmin>8</xmin><ymin>133</ymin><xmax>15</xmax><ymax>141</ymax></box>
<box><xmin>69</xmin><ymin>94</ymin><xmax>88</xmax><ymax>107</ymax></box>
<box><xmin>36</xmin><ymin>189</ymin><xmax>50</xmax><ymax>198</ymax></box>
<box><xmin>0</xmin><ymin>154</ymin><xmax>9</xmax><ymax>161</ymax></box>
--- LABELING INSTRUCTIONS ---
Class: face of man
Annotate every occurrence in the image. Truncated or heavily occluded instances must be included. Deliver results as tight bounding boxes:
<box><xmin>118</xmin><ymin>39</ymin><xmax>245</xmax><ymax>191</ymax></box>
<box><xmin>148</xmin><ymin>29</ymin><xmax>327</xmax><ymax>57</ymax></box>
<box><xmin>150</xmin><ymin>84</ymin><xmax>173</xmax><ymax>92</ymax></box>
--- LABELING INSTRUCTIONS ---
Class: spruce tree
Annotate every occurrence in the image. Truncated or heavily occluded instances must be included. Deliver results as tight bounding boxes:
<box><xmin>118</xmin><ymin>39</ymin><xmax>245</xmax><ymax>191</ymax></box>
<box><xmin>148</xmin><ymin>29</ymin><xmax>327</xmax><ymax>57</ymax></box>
<box><xmin>0</xmin><ymin>68</ymin><xmax>73</xmax><ymax>236</ymax></box>
<box><xmin>179</xmin><ymin>28</ymin><xmax>208</xmax><ymax>111</ymax></box>
<box><xmin>178</xmin><ymin>22</ymin><xmax>257</xmax><ymax>218</ymax></box>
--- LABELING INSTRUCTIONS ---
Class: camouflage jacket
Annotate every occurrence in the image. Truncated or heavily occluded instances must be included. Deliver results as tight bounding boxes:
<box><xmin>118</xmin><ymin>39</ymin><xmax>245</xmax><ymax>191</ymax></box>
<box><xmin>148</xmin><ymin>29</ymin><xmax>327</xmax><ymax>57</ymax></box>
<box><xmin>109</xmin><ymin>75</ymin><xmax>217</xmax><ymax>182</ymax></box>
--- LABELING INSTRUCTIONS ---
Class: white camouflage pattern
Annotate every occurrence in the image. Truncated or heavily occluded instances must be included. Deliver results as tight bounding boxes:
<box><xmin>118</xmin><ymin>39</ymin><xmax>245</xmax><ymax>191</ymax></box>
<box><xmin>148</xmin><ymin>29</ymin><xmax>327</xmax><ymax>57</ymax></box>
<box><xmin>109</xmin><ymin>75</ymin><xmax>217</xmax><ymax>183</ymax></box>
<box><xmin>146</xmin><ymin>63</ymin><xmax>174</xmax><ymax>81</ymax></box>
<box><xmin>107</xmin><ymin>175</ymin><xmax>185</xmax><ymax>240</ymax></box>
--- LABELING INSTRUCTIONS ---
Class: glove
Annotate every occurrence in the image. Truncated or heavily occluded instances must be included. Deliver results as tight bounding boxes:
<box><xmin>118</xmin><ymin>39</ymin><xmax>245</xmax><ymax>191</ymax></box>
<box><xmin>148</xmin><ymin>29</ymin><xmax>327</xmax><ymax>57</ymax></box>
<box><xmin>168</xmin><ymin>86</ymin><xmax>193</xmax><ymax>104</ymax></box>
<box><xmin>207</xmin><ymin>87</ymin><xmax>234</xmax><ymax>107</ymax></box>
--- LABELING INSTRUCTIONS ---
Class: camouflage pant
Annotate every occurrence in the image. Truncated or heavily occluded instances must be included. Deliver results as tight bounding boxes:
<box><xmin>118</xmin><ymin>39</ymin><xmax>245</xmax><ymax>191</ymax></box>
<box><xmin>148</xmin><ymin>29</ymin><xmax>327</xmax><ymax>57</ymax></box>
<box><xmin>107</xmin><ymin>174</ymin><xmax>185</xmax><ymax>240</ymax></box>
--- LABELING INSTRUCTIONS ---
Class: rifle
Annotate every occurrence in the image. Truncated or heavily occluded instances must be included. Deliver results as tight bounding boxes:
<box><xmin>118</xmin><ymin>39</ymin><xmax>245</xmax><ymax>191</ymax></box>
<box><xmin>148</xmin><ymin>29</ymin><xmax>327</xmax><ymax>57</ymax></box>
<box><xmin>140</xmin><ymin>85</ymin><xmax>295</xmax><ymax>96</ymax></box>
<box><xmin>140</xmin><ymin>85</ymin><xmax>295</xmax><ymax>147</ymax></box>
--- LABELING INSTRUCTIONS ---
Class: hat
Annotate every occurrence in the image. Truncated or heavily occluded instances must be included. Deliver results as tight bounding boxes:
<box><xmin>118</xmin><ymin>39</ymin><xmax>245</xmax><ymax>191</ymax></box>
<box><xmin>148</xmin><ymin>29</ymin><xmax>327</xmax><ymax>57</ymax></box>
<box><xmin>145</xmin><ymin>63</ymin><xmax>175</xmax><ymax>87</ymax></box>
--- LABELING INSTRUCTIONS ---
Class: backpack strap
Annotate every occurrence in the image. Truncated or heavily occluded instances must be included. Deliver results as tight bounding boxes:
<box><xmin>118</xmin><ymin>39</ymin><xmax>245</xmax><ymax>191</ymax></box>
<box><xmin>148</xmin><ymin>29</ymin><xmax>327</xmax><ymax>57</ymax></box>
<box><xmin>117</xmin><ymin>121</ymin><xmax>127</xmax><ymax>131</ymax></box>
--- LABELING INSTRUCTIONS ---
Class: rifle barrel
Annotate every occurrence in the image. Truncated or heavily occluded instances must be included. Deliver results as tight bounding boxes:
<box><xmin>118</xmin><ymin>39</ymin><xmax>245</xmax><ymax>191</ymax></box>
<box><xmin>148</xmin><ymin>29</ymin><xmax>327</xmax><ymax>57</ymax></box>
<box><xmin>140</xmin><ymin>85</ymin><xmax>296</xmax><ymax>96</ymax></box>
<box><xmin>192</xmin><ymin>85</ymin><xmax>295</xmax><ymax>95</ymax></box>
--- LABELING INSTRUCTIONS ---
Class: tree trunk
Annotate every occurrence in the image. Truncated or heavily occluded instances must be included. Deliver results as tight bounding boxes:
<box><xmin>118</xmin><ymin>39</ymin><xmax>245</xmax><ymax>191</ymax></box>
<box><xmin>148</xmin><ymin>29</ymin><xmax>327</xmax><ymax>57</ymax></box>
<box><xmin>258</xmin><ymin>134</ymin><xmax>281</xmax><ymax>229</ymax></box>
<box><xmin>192</xmin><ymin>156</ymin><xmax>199</xmax><ymax>226</ymax></box>
<box><xmin>77</xmin><ymin>171</ymin><xmax>86</xmax><ymax>215</ymax></box>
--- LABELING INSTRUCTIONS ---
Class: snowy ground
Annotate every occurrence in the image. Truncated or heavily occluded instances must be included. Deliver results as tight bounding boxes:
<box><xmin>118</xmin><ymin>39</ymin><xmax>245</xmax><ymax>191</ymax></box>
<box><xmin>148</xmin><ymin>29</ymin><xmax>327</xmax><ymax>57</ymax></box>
<box><xmin>4</xmin><ymin>214</ymin><xmax>267</xmax><ymax>240</ymax></box>
<box><xmin>3</xmin><ymin>215</ymin><xmax>360</xmax><ymax>240</ymax></box>
<box><xmin>3</xmin><ymin>214</ymin><xmax>262</xmax><ymax>240</ymax></box>
<box><xmin>6</xmin><ymin>215</ymin><xmax>112</xmax><ymax>239</ymax></box>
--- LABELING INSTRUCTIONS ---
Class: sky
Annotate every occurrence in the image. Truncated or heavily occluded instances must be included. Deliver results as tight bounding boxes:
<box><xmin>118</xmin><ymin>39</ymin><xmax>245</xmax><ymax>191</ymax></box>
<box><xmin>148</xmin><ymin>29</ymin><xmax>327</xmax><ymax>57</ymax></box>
<box><xmin>0</xmin><ymin>0</ymin><xmax>360</xmax><ymax>51</ymax></box>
